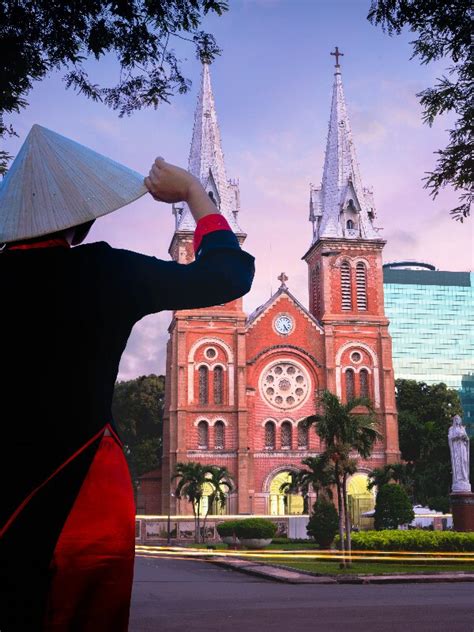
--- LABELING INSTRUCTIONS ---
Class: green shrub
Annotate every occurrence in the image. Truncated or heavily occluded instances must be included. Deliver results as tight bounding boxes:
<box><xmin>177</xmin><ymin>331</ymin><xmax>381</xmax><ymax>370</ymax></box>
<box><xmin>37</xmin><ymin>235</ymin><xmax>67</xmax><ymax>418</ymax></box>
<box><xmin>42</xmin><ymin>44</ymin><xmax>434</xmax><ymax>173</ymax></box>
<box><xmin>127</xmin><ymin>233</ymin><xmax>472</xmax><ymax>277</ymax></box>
<box><xmin>374</xmin><ymin>484</ymin><xmax>415</xmax><ymax>530</ymax></box>
<box><xmin>427</xmin><ymin>496</ymin><xmax>451</xmax><ymax>514</ymax></box>
<box><xmin>216</xmin><ymin>520</ymin><xmax>241</xmax><ymax>538</ymax></box>
<box><xmin>307</xmin><ymin>498</ymin><xmax>339</xmax><ymax>548</ymax></box>
<box><xmin>234</xmin><ymin>518</ymin><xmax>277</xmax><ymax>540</ymax></box>
<box><xmin>336</xmin><ymin>530</ymin><xmax>474</xmax><ymax>552</ymax></box>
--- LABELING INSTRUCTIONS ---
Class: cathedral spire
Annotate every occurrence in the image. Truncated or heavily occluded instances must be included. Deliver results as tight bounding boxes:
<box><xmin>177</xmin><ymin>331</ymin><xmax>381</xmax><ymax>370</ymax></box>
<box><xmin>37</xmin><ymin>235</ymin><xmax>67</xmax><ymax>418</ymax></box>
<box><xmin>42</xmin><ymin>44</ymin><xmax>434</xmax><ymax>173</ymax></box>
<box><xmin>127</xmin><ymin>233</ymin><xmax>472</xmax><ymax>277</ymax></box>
<box><xmin>309</xmin><ymin>50</ymin><xmax>379</xmax><ymax>243</ymax></box>
<box><xmin>173</xmin><ymin>63</ymin><xmax>243</xmax><ymax>234</ymax></box>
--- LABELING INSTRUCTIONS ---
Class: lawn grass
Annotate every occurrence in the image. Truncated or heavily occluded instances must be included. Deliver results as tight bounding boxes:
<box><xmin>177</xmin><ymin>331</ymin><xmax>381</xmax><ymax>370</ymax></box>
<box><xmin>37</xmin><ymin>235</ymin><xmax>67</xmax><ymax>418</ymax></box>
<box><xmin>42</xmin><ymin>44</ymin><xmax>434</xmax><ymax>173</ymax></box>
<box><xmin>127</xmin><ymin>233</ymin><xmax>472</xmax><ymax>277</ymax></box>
<box><xmin>253</xmin><ymin>557</ymin><xmax>474</xmax><ymax>575</ymax></box>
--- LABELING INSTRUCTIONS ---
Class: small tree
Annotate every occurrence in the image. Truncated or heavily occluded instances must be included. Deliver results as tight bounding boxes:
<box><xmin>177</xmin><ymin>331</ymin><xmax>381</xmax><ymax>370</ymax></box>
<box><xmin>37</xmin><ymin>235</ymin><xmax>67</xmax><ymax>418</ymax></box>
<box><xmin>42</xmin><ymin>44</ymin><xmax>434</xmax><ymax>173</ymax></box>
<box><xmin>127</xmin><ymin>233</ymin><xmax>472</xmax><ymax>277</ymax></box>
<box><xmin>201</xmin><ymin>466</ymin><xmax>234</xmax><ymax>541</ymax></box>
<box><xmin>374</xmin><ymin>484</ymin><xmax>415</xmax><ymax>530</ymax></box>
<box><xmin>307</xmin><ymin>498</ymin><xmax>339</xmax><ymax>549</ymax></box>
<box><xmin>173</xmin><ymin>462</ymin><xmax>209</xmax><ymax>543</ymax></box>
<box><xmin>368</xmin><ymin>462</ymin><xmax>415</xmax><ymax>501</ymax></box>
<box><xmin>305</xmin><ymin>390</ymin><xmax>380</xmax><ymax>566</ymax></box>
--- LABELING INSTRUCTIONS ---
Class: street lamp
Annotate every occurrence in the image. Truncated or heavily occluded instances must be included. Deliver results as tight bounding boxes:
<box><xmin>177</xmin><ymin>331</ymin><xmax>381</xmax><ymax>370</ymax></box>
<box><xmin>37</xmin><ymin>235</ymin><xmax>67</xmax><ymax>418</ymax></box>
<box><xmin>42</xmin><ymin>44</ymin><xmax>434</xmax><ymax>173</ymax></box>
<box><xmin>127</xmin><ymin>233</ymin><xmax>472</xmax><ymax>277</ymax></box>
<box><xmin>167</xmin><ymin>491</ymin><xmax>175</xmax><ymax>546</ymax></box>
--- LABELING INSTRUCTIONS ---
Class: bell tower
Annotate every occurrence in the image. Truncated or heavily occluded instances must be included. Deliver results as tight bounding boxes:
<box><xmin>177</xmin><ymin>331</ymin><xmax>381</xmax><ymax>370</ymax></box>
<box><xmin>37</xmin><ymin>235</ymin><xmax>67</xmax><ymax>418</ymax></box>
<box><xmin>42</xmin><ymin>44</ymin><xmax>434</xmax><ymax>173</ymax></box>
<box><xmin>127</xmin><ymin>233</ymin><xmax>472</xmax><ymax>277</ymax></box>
<box><xmin>303</xmin><ymin>49</ymin><xmax>400</xmax><ymax>463</ymax></box>
<box><xmin>162</xmin><ymin>63</ymin><xmax>250</xmax><ymax>516</ymax></box>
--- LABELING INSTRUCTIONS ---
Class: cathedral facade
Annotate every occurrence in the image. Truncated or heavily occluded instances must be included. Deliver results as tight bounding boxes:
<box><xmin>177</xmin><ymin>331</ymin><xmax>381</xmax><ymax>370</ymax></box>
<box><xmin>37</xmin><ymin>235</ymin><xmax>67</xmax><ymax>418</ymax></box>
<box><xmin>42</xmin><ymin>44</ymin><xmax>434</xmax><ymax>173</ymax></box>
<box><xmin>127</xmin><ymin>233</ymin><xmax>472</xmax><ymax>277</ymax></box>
<box><xmin>145</xmin><ymin>59</ymin><xmax>400</xmax><ymax>522</ymax></box>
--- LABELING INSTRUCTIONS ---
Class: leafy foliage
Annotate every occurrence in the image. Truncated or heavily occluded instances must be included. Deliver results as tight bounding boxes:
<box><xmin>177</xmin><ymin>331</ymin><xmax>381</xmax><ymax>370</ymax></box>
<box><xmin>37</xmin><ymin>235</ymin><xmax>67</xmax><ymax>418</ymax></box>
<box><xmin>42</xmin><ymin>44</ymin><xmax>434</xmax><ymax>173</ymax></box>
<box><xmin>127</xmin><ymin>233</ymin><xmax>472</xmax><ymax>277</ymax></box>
<box><xmin>234</xmin><ymin>518</ymin><xmax>277</xmax><ymax>540</ymax></box>
<box><xmin>374</xmin><ymin>484</ymin><xmax>415</xmax><ymax>530</ymax></box>
<box><xmin>368</xmin><ymin>0</ymin><xmax>472</xmax><ymax>221</ymax></box>
<box><xmin>173</xmin><ymin>461</ymin><xmax>233</xmax><ymax>542</ymax></box>
<box><xmin>0</xmin><ymin>0</ymin><xmax>228</xmax><ymax>174</ymax></box>
<box><xmin>112</xmin><ymin>374</ymin><xmax>165</xmax><ymax>482</ymax></box>
<box><xmin>368</xmin><ymin>462</ymin><xmax>415</xmax><ymax>500</ymax></box>
<box><xmin>305</xmin><ymin>390</ymin><xmax>380</xmax><ymax>563</ymax></box>
<box><xmin>281</xmin><ymin>455</ymin><xmax>334</xmax><ymax>504</ymax></box>
<box><xmin>395</xmin><ymin>379</ymin><xmax>472</xmax><ymax>508</ymax></box>
<box><xmin>307</xmin><ymin>498</ymin><xmax>339</xmax><ymax>548</ymax></box>
<box><xmin>342</xmin><ymin>529</ymin><xmax>474</xmax><ymax>552</ymax></box>
<box><xmin>216</xmin><ymin>520</ymin><xmax>241</xmax><ymax>538</ymax></box>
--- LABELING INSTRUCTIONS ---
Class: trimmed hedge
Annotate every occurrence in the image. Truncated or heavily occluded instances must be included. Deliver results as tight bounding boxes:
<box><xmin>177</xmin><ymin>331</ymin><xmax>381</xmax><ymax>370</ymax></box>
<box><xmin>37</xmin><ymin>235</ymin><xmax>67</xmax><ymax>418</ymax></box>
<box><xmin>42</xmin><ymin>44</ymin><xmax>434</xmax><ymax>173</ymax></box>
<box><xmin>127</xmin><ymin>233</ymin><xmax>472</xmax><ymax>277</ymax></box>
<box><xmin>234</xmin><ymin>518</ymin><xmax>277</xmax><ymax>540</ymax></box>
<box><xmin>336</xmin><ymin>530</ymin><xmax>474</xmax><ymax>552</ymax></box>
<box><xmin>216</xmin><ymin>520</ymin><xmax>240</xmax><ymax>538</ymax></box>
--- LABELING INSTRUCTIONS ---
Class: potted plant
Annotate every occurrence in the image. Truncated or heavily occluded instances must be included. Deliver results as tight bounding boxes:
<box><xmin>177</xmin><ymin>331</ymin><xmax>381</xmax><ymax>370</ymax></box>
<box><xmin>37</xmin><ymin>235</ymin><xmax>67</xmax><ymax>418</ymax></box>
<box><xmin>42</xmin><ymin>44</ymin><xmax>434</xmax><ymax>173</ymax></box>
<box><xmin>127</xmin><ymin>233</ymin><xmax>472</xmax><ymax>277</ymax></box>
<box><xmin>216</xmin><ymin>520</ymin><xmax>241</xmax><ymax>545</ymax></box>
<box><xmin>234</xmin><ymin>518</ymin><xmax>277</xmax><ymax>549</ymax></box>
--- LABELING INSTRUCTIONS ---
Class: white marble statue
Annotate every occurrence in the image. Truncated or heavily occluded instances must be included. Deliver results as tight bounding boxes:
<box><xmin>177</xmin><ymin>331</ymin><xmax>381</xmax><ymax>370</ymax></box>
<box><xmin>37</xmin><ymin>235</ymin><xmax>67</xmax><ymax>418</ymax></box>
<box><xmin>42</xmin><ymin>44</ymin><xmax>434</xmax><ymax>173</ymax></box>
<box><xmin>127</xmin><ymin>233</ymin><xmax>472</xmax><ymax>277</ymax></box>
<box><xmin>448</xmin><ymin>415</ymin><xmax>471</xmax><ymax>493</ymax></box>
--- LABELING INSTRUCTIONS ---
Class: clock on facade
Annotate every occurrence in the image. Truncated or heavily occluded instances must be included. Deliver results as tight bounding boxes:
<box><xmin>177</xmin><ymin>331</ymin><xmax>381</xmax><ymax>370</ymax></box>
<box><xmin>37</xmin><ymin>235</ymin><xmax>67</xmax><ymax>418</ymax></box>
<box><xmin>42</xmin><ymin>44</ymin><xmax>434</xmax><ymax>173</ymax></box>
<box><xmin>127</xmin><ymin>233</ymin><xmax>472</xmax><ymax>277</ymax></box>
<box><xmin>274</xmin><ymin>314</ymin><xmax>294</xmax><ymax>335</ymax></box>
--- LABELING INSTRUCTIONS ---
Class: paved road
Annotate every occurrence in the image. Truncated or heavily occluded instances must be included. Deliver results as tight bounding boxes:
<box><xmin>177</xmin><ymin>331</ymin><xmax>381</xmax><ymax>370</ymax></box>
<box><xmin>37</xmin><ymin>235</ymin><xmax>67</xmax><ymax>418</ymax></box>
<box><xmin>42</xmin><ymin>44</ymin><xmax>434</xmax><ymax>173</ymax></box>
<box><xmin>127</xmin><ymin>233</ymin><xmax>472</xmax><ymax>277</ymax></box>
<box><xmin>130</xmin><ymin>556</ymin><xmax>474</xmax><ymax>632</ymax></box>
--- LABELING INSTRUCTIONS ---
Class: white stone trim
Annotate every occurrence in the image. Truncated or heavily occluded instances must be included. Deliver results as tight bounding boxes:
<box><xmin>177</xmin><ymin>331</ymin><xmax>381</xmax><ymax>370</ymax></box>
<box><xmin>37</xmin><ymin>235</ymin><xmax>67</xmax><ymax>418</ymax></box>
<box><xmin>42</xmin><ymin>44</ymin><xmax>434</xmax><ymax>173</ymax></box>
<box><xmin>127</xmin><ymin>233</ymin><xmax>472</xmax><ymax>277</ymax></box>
<box><xmin>194</xmin><ymin>417</ymin><xmax>211</xmax><ymax>426</ymax></box>
<box><xmin>188</xmin><ymin>337</ymin><xmax>234</xmax><ymax>363</ymax></box>
<box><xmin>211</xmin><ymin>417</ymin><xmax>229</xmax><ymax>427</ymax></box>
<box><xmin>261</xmin><ymin>418</ymin><xmax>278</xmax><ymax>427</ymax></box>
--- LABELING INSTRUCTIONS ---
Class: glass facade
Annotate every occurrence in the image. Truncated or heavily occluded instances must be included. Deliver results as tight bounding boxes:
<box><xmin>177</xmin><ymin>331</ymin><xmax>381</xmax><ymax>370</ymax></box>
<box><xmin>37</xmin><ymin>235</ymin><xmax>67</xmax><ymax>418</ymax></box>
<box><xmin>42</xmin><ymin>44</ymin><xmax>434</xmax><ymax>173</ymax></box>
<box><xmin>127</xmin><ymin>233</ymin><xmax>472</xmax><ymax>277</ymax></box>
<box><xmin>383</xmin><ymin>265</ymin><xmax>474</xmax><ymax>434</ymax></box>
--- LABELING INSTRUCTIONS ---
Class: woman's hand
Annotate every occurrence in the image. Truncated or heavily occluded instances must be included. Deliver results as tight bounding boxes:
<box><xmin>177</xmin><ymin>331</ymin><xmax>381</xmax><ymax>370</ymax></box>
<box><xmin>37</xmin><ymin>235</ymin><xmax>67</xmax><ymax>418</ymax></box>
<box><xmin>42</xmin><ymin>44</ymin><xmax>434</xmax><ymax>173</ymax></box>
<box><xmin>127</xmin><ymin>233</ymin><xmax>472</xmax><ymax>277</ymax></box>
<box><xmin>144</xmin><ymin>157</ymin><xmax>201</xmax><ymax>204</ymax></box>
<box><xmin>144</xmin><ymin>157</ymin><xmax>218</xmax><ymax>221</ymax></box>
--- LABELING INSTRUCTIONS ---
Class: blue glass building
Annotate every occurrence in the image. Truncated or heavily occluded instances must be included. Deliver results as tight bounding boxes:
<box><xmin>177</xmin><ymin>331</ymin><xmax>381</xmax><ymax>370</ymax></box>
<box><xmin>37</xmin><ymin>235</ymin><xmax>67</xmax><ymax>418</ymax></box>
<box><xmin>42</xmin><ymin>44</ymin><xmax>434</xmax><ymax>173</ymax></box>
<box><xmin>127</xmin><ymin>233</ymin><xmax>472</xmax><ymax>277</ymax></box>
<box><xmin>383</xmin><ymin>262</ymin><xmax>474</xmax><ymax>434</ymax></box>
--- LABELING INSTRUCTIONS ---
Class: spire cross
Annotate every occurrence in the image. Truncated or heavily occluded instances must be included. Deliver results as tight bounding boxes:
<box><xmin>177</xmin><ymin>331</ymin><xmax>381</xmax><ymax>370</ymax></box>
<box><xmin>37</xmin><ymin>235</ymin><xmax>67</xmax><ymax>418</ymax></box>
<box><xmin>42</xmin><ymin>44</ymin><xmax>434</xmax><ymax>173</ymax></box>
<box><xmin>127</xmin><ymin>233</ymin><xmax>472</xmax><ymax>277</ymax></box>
<box><xmin>278</xmin><ymin>272</ymin><xmax>288</xmax><ymax>287</ymax></box>
<box><xmin>330</xmin><ymin>46</ymin><xmax>344</xmax><ymax>68</ymax></box>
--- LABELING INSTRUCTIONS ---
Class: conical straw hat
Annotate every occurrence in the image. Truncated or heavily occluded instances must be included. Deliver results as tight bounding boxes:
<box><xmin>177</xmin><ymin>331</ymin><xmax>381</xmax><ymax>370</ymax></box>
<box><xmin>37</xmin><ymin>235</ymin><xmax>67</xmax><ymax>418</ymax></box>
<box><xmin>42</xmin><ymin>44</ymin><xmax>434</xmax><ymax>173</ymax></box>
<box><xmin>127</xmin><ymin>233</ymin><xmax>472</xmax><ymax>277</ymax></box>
<box><xmin>0</xmin><ymin>124</ymin><xmax>148</xmax><ymax>243</ymax></box>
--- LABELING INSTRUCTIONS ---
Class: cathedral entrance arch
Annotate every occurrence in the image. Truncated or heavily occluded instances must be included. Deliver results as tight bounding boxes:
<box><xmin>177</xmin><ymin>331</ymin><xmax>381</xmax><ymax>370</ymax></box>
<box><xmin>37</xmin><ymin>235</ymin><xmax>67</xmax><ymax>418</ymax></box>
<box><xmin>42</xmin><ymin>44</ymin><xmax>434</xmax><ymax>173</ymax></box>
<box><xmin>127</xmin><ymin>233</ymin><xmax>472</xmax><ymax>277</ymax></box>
<box><xmin>268</xmin><ymin>471</ymin><xmax>305</xmax><ymax>516</ymax></box>
<box><xmin>347</xmin><ymin>473</ymin><xmax>375</xmax><ymax>529</ymax></box>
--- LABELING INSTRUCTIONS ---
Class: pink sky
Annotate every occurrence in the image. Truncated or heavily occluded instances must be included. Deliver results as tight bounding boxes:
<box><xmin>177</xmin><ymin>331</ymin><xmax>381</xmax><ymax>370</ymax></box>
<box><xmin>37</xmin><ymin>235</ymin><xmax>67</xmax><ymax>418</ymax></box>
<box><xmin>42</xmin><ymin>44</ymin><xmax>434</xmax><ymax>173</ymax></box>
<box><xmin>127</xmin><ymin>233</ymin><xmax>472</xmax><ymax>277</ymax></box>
<box><xmin>3</xmin><ymin>1</ymin><xmax>472</xmax><ymax>378</ymax></box>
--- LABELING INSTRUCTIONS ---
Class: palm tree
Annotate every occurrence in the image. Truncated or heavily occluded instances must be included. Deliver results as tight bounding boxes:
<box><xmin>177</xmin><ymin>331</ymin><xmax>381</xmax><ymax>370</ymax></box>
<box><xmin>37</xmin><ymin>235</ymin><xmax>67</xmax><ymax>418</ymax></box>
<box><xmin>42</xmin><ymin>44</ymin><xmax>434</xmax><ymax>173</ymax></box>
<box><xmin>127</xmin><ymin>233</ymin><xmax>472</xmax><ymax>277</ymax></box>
<box><xmin>173</xmin><ymin>462</ymin><xmax>210</xmax><ymax>543</ymax></box>
<box><xmin>202</xmin><ymin>466</ymin><xmax>234</xmax><ymax>539</ymax></box>
<box><xmin>304</xmin><ymin>390</ymin><xmax>380</xmax><ymax>566</ymax></box>
<box><xmin>368</xmin><ymin>463</ymin><xmax>414</xmax><ymax>501</ymax></box>
<box><xmin>279</xmin><ymin>455</ymin><xmax>334</xmax><ymax>513</ymax></box>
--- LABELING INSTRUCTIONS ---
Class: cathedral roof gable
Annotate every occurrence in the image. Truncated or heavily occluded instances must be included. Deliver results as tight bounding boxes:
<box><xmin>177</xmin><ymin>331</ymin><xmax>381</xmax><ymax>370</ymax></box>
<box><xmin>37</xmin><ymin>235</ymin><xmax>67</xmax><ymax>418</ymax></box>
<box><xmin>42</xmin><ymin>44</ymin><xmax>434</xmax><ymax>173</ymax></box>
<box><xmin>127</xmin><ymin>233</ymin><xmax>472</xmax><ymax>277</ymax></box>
<box><xmin>246</xmin><ymin>286</ymin><xmax>323</xmax><ymax>332</ymax></box>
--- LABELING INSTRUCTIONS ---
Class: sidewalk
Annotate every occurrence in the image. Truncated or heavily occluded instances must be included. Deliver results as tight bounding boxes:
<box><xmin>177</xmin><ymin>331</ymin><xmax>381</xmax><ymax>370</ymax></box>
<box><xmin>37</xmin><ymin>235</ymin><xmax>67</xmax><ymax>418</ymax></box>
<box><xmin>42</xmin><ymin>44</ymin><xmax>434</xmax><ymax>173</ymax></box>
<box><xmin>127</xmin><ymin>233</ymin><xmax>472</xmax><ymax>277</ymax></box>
<box><xmin>207</xmin><ymin>555</ymin><xmax>474</xmax><ymax>585</ymax></box>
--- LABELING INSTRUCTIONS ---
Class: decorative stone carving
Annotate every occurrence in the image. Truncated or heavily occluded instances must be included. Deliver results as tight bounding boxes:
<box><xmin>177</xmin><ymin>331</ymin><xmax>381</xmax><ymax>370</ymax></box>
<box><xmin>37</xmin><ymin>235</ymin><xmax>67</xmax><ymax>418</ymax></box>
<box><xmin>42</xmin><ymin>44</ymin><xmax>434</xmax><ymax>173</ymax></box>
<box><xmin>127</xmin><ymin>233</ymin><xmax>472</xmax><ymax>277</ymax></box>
<box><xmin>449</xmin><ymin>415</ymin><xmax>471</xmax><ymax>493</ymax></box>
<box><xmin>260</xmin><ymin>362</ymin><xmax>309</xmax><ymax>410</ymax></box>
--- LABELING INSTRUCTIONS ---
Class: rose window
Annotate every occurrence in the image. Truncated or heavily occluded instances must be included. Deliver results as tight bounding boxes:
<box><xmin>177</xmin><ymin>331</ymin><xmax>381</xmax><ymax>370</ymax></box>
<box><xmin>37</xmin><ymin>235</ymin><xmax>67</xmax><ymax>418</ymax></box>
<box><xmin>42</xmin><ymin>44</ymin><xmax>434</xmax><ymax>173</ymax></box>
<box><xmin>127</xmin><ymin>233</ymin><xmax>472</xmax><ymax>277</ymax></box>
<box><xmin>261</xmin><ymin>362</ymin><xmax>309</xmax><ymax>410</ymax></box>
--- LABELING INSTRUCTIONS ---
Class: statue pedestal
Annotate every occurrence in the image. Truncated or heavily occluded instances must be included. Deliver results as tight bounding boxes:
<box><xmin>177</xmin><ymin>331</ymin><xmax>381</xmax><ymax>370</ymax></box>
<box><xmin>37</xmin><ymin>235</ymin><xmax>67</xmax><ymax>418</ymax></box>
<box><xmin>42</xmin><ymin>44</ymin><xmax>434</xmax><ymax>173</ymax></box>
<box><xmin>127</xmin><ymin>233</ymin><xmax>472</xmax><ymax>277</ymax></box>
<box><xmin>450</xmin><ymin>492</ymin><xmax>474</xmax><ymax>532</ymax></box>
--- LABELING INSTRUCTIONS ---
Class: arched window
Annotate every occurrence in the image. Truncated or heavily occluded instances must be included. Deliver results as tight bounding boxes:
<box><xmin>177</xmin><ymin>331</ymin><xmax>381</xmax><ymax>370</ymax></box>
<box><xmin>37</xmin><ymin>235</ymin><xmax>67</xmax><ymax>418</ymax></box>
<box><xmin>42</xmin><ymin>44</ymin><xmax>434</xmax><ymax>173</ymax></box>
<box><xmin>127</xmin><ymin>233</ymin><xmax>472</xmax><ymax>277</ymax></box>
<box><xmin>281</xmin><ymin>422</ymin><xmax>292</xmax><ymax>449</ymax></box>
<box><xmin>214</xmin><ymin>420</ymin><xmax>225</xmax><ymax>449</ymax></box>
<box><xmin>198</xmin><ymin>421</ymin><xmax>209</xmax><ymax>449</ymax></box>
<box><xmin>340</xmin><ymin>261</ymin><xmax>352</xmax><ymax>311</ymax></box>
<box><xmin>213</xmin><ymin>366</ymin><xmax>224</xmax><ymax>405</ymax></box>
<box><xmin>198</xmin><ymin>366</ymin><xmax>208</xmax><ymax>404</ymax></box>
<box><xmin>346</xmin><ymin>219</ymin><xmax>354</xmax><ymax>230</ymax></box>
<box><xmin>297</xmin><ymin>421</ymin><xmax>309</xmax><ymax>448</ymax></box>
<box><xmin>356</xmin><ymin>262</ymin><xmax>368</xmax><ymax>310</ymax></box>
<box><xmin>265</xmin><ymin>421</ymin><xmax>276</xmax><ymax>450</ymax></box>
<box><xmin>345</xmin><ymin>368</ymin><xmax>355</xmax><ymax>401</ymax></box>
<box><xmin>359</xmin><ymin>369</ymin><xmax>369</xmax><ymax>399</ymax></box>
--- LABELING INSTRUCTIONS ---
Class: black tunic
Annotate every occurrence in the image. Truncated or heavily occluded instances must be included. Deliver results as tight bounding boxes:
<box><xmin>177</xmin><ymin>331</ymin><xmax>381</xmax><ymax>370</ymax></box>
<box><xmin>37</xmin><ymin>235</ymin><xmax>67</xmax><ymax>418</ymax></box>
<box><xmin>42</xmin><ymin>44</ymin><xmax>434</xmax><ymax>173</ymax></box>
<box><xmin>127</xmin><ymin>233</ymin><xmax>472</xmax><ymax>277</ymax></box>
<box><xmin>0</xmin><ymin>230</ymin><xmax>255</xmax><ymax>629</ymax></box>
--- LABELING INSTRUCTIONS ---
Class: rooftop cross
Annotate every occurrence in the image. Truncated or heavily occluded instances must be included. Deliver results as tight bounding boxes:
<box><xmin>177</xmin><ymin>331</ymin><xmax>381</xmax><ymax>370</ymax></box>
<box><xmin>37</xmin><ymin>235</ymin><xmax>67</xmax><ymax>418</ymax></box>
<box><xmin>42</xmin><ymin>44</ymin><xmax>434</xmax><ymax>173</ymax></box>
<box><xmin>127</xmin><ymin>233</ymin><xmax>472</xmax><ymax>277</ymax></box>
<box><xmin>330</xmin><ymin>46</ymin><xmax>344</xmax><ymax>68</ymax></box>
<box><xmin>278</xmin><ymin>272</ymin><xmax>288</xmax><ymax>287</ymax></box>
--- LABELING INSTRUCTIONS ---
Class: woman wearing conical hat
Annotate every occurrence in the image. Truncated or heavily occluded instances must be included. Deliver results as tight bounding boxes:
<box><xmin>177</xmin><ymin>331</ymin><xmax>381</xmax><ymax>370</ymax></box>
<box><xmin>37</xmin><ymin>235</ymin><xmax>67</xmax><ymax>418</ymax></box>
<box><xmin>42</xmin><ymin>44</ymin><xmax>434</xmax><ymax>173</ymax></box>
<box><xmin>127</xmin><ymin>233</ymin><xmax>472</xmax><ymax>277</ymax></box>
<box><xmin>0</xmin><ymin>125</ymin><xmax>255</xmax><ymax>631</ymax></box>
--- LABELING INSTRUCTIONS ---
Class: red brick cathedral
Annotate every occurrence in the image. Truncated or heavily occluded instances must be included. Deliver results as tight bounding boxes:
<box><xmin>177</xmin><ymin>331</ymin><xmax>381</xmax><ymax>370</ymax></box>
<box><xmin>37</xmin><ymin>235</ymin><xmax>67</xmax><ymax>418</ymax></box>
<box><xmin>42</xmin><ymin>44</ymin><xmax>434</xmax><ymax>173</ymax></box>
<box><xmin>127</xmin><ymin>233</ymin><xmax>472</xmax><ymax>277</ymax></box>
<box><xmin>144</xmin><ymin>58</ymin><xmax>399</xmax><ymax>523</ymax></box>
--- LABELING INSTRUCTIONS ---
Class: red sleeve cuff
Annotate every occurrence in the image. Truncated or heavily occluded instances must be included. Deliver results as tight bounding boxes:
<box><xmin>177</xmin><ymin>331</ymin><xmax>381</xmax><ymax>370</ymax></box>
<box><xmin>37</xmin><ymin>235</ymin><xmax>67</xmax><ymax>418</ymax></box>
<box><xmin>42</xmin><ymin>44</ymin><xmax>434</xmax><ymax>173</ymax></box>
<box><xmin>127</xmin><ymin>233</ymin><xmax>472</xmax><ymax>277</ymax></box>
<box><xmin>193</xmin><ymin>213</ymin><xmax>232</xmax><ymax>253</ymax></box>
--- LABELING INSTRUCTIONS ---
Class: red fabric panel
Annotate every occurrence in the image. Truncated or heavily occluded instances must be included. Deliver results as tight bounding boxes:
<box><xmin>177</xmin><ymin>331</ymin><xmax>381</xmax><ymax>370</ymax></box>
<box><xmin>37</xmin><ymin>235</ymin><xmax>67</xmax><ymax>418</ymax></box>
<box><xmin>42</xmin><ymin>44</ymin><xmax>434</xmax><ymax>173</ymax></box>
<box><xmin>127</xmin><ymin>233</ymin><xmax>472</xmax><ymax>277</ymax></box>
<box><xmin>193</xmin><ymin>213</ymin><xmax>232</xmax><ymax>253</ymax></box>
<box><xmin>44</xmin><ymin>431</ymin><xmax>135</xmax><ymax>631</ymax></box>
<box><xmin>8</xmin><ymin>238</ymin><xmax>70</xmax><ymax>250</ymax></box>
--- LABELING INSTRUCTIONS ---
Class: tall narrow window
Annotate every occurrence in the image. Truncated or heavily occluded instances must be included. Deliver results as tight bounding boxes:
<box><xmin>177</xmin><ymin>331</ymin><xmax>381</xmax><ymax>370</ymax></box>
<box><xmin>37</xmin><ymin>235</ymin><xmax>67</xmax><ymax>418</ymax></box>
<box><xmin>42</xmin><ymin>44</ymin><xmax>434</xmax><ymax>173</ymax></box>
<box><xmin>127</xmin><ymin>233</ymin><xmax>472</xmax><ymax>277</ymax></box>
<box><xmin>359</xmin><ymin>369</ymin><xmax>369</xmax><ymax>399</ymax></box>
<box><xmin>345</xmin><ymin>369</ymin><xmax>355</xmax><ymax>401</ymax></box>
<box><xmin>198</xmin><ymin>421</ymin><xmax>209</xmax><ymax>449</ymax></box>
<box><xmin>198</xmin><ymin>366</ymin><xmax>208</xmax><ymax>404</ymax></box>
<box><xmin>297</xmin><ymin>421</ymin><xmax>309</xmax><ymax>448</ymax></box>
<box><xmin>311</xmin><ymin>265</ymin><xmax>321</xmax><ymax>316</ymax></box>
<box><xmin>265</xmin><ymin>421</ymin><xmax>276</xmax><ymax>449</ymax></box>
<box><xmin>340</xmin><ymin>261</ymin><xmax>352</xmax><ymax>311</ymax></box>
<box><xmin>356</xmin><ymin>262</ymin><xmax>368</xmax><ymax>310</ymax></box>
<box><xmin>346</xmin><ymin>219</ymin><xmax>354</xmax><ymax>229</ymax></box>
<box><xmin>213</xmin><ymin>366</ymin><xmax>224</xmax><ymax>405</ymax></box>
<box><xmin>214</xmin><ymin>420</ymin><xmax>225</xmax><ymax>449</ymax></box>
<box><xmin>281</xmin><ymin>422</ymin><xmax>292</xmax><ymax>449</ymax></box>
